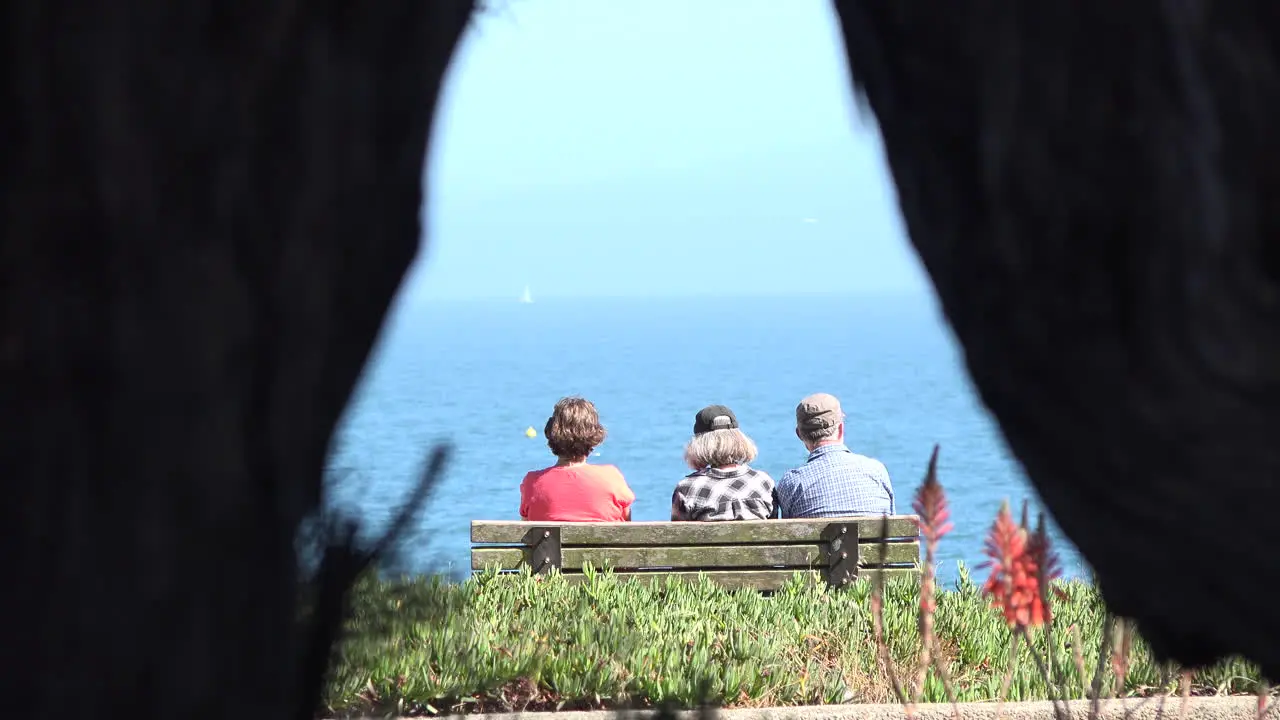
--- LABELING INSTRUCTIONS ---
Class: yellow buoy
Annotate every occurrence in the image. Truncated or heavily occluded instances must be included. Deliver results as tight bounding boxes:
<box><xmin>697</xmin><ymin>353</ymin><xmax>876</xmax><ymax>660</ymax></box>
<box><xmin>525</xmin><ymin>426</ymin><xmax>537</xmax><ymax>438</ymax></box>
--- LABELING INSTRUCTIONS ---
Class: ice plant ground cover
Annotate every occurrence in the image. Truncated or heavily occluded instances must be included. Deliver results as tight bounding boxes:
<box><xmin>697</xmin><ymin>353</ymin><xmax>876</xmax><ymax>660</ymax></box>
<box><xmin>320</xmin><ymin>567</ymin><xmax>1264</xmax><ymax>717</ymax></box>
<box><xmin>318</xmin><ymin>447</ymin><xmax>1269</xmax><ymax>717</ymax></box>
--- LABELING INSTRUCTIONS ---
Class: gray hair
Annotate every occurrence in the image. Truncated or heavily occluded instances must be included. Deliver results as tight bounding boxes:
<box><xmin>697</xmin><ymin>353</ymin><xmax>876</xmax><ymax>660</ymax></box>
<box><xmin>798</xmin><ymin>420</ymin><xmax>842</xmax><ymax>446</ymax></box>
<box><xmin>684</xmin><ymin>428</ymin><xmax>758</xmax><ymax>470</ymax></box>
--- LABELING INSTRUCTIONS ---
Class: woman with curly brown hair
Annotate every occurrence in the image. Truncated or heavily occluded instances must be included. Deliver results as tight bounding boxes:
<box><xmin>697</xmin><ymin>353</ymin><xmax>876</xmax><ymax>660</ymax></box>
<box><xmin>519</xmin><ymin>396</ymin><xmax>635</xmax><ymax>522</ymax></box>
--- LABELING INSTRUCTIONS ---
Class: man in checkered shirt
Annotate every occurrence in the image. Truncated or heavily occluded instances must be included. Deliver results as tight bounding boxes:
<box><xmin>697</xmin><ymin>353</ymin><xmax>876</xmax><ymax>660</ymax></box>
<box><xmin>774</xmin><ymin>393</ymin><xmax>895</xmax><ymax>518</ymax></box>
<box><xmin>671</xmin><ymin>405</ymin><xmax>776</xmax><ymax>521</ymax></box>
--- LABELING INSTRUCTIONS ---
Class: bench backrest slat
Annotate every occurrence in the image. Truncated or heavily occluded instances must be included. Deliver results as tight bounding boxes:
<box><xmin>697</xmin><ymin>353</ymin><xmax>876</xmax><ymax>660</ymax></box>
<box><xmin>470</xmin><ymin>538</ymin><xmax>920</xmax><ymax>571</ymax></box>
<box><xmin>471</xmin><ymin>516</ymin><xmax>918</xmax><ymax>545</ymax></box>
<box><xmin>551</xmin><ymin>567</ymin><xmax>920</xmax><ymax>591</ymax></box>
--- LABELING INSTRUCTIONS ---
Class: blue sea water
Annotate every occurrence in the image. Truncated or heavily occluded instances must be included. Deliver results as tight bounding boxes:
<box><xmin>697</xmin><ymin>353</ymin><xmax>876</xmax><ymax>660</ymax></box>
<box><xmin>326</xmin><ymin>292</ymin><xmax>1089</xmax><ymax>587</ymax></box>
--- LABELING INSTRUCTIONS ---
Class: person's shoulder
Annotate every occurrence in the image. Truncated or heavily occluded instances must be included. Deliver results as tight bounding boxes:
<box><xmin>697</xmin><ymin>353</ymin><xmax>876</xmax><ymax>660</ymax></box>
<box><xmin>520</xmin><ymin>467</ymin><xmax>550</xmax><ymax>491</ymax></box>
<box><xmin>591</xmin><ymin>464</ymin><xmax>635</xmax><ymax>503</ymax></box>
<box><xmin>748</xmin><ymin>468</ymin><xmax>776</xmax><ymax>492</ymax></box>
<box><xmin>856</xmin><ymin>455</ymin><xmax>891</xmax><ymax>477</ymax></box>
<box><xmin>590</xmin><ymin>463</ymin><xmax>631</xmax><ymax>485</ymax></box>
<box><xmin>777</xmin><ymin>464</ymin><xmax>804</xmax><ymax>484</ymax></box>
<box><xmin>675</xmin><ymin>468</ymin><xmax>705</xmax><ymax>486</ymax></box>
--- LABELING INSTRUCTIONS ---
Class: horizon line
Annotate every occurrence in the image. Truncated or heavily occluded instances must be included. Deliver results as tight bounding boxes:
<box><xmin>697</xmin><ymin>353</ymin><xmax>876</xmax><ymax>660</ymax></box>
<box><xmin>397</xmin><ymin>288</ymin><xmax>938</xmax><ymax>304</ymax></box>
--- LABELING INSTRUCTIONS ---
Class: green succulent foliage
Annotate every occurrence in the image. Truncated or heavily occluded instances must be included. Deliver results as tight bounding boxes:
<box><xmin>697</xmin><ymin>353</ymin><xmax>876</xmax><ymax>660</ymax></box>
<box><xmin>320</xmin><ymin>566</ymin><xmax>1265</xmax><ymax>717</ymax></box>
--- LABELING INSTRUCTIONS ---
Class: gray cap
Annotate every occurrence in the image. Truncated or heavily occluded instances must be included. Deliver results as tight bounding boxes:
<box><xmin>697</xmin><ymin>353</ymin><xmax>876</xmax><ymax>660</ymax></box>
<box><xmin>796</xmin><ymin>393</ymin><xmax>844</xmax><ymax>432</ymax></box>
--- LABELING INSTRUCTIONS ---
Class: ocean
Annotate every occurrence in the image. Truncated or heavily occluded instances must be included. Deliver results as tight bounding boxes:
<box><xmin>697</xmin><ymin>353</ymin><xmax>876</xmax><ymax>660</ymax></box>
<box><xmin>326</xmin><ymin>292</ymin><xmax>1088</xmax><ymax>587</ymax></box>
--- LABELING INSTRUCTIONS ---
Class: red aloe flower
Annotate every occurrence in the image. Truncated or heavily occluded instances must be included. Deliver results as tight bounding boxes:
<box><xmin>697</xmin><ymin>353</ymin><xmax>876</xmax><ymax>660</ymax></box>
<box><xmin>1027</xmin><ymin>513</ymin><xmax>1068</xmax><ymax>605</ymax></box>
<box><xmin>910</xmin><ymin>445</ymin><xmax>950</xmax><ymax>620</ymax></box>
<box><xmin>911</xmin><ymin>445</ymin><xmax>954</xmax><ymax>545</ymax></box>
<box><xmin>978</xmin><ymin>501</ymin><xmax>1062</xmax><ymax>628</ymax></box>
<box><xmin>978</xmin><ymin>502</ymin><xmax>1028</xmax><ymax>624</ymax></box>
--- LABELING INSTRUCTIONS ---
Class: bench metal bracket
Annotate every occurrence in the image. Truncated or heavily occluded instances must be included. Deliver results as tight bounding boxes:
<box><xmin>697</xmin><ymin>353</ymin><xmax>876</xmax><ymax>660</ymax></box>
<box><xmin>821</xmin><ymin>522</ymin><xmax>860</xmax><ymax>588</ymax></box>
<box><xmin>522</xmin><ymin>526</ymin><xmax>562</xmax><ymax>573</ymax></box>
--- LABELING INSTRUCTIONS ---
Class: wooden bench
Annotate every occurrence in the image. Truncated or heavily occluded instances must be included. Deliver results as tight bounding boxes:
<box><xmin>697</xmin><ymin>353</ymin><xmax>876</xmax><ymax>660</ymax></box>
<box><xmin>470</xmin><ymin>515</ymin><xmax>921</xmax><ymax>591</ymax></box>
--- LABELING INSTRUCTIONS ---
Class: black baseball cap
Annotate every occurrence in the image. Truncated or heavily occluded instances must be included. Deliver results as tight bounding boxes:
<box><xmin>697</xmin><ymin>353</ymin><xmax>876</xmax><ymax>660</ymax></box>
<box><xmin>693</xmin><ymin>405</ymin><xmax>739</xmax><ymax>435</ymax></box>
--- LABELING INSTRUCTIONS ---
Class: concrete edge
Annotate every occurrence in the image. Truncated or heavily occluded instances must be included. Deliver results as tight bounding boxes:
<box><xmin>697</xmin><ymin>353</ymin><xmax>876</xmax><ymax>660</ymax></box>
<box><xmin>405</xmin><ymin>695</ymin><xmax>1275</xmax><ymax>720</ymax></box>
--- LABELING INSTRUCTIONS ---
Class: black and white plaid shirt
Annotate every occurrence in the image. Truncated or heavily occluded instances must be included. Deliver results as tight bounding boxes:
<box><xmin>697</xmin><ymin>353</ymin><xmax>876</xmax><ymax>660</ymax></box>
<box><xmin>671</xmin><ymin>466</ymin><xmax>776</xmax><ymax>521</ymax></box>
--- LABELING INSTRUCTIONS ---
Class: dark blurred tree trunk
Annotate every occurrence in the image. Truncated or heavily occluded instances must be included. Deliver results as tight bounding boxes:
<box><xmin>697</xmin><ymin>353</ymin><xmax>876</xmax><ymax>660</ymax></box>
<box><xmin>0</xmin><ymin>2</ymin><xmax>474</xmax><ymax>717</ymax></box>
<box><xmin>833</xmin><ymin>0</ymin><xmax>1280</xmax><ymax>678</ymax></box>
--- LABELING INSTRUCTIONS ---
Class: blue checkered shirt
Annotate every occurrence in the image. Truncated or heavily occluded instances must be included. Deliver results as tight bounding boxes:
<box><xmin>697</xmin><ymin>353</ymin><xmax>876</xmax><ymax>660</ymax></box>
<box><xmin>774</xmin><ymin>443</ymin><xmax>895</xmax><ymax>518</ymax></box>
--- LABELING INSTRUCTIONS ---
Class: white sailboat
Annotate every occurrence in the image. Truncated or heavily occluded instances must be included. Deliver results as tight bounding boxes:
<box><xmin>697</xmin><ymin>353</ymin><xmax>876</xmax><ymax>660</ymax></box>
<box><xmin>519</xmin><ymin>285</ymin><xmax>533</xmax><ymax>304</ymax></box>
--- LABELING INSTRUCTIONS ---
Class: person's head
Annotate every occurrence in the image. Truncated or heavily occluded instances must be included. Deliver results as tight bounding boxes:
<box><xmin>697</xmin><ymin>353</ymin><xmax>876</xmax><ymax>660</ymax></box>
<box><xmin>795</xmin><ymin>393</ymin><xmax>845</xmax><ymax>451</ymax></box>
<box><xmin>544</xmin><ymin>396</ymin><xmax>607</xmax><ymax>461</ymax></box>
<box><xmin>683</xmin><ymin>404</ymin><xmax>759</xmax><ymax>470</ymax></box>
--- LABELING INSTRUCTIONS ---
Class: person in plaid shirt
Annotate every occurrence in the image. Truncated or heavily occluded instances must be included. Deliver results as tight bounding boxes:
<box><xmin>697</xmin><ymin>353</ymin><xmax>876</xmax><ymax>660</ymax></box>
<box><xmin>671</xmin><ymin>405</ymin><xmax>776</xmax><ymax>521</ymax></box>
<box><xmin>774</xmin><ymin>393</ymin><xmax>895</xmax><ymax>518</ymax></box>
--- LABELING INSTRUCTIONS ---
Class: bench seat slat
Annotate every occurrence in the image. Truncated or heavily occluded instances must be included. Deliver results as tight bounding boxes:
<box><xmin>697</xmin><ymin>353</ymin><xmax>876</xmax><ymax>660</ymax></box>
<box><xmin>487</xmin><ymin>568</ymin><xmax>920</xmax><ymax>591</ymax></box>
<box><xmin>470</xmin><ymin>541</ymin><xmax>920</xmax><ymax>571</ymax></box>
<box><xmin>470</xmin><ymin>516</ymin><xmax>919</xmax><ymax>545</ymax></box>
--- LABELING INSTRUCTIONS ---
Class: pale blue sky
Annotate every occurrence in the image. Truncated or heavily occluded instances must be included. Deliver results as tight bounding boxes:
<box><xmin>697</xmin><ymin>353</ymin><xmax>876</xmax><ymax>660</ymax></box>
<box><xmin>402</xmin><ymin>0</ymin><xmax>930</xmax><ymax>302</ymax></box>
